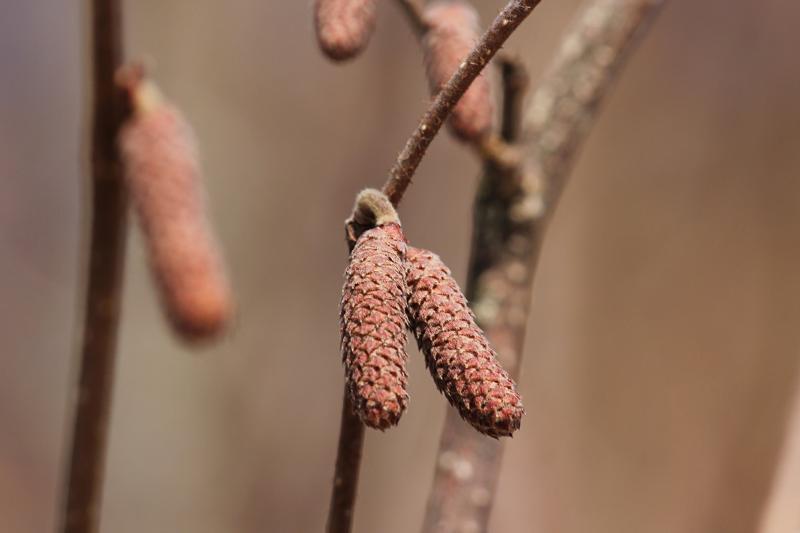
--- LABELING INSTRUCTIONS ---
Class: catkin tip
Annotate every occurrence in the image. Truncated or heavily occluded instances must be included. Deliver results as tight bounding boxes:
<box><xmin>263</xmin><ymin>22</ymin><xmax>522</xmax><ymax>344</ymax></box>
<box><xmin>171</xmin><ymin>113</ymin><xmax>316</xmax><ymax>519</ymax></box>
<box><xmin>314</xmin><ymin>0</ymin><xmax>378</xmax><ymax>62</ymax></box>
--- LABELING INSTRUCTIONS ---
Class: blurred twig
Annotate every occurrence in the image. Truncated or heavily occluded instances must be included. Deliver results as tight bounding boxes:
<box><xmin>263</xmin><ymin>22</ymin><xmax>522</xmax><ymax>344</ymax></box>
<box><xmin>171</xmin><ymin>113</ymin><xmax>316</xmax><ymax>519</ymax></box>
<box><xmin>60</xmin><ymin>1</ymin><xmax>128</xmax><ymax>532</ymax></box>
<box><xmin>421</xmin><ymin>1</ymin><xmax>666</xmax><ymax>531</ymax></box>
<box><xmin>382</xmin><ymin>0</ymin><xmax>543</xmax><ymax>206</ymax></box>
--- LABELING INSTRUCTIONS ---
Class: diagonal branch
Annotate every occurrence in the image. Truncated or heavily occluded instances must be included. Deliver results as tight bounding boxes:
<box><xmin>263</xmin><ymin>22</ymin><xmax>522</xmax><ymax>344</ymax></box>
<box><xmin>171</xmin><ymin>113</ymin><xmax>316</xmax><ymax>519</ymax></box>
<box><xmin>421</xmin><ymin>1</ymin><xmax>666</xmax><ymax>531</ymax></box>
<box><xmin>382</xmin><ymin>0</ymin><xmax>543</xmax><ymax>206</ymax></box>
<box><xmin>59</xmin><ymin>1</ymin><xmax>128</xmax><ymax>533</ymax></box>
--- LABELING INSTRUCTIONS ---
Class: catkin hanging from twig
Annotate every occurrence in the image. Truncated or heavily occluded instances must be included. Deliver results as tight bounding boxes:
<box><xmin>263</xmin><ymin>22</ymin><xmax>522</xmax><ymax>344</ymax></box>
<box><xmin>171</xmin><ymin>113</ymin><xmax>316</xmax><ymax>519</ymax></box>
<box><xmin>422</xmin><ymin>0</ymin><xmax>494</xmax><ymax>142</ymax></box>
<box><xmin>315</xmin><ymin>0</ymin><xmax>378</xmax><ymax>61</ymax></box>
<box><xmin>340</xmin><ymin>191</ymin><xmax>409</xmax><ymax>429</ymax></box>
<box><xmin>406</xmin><ymin>247</ymin><xmax>523</xmax><ymax>437</ymax></box>
<box><xmin>117</xmin><ymin>65</ymin><xmax>232</xmax><ymax>341</ymax></box>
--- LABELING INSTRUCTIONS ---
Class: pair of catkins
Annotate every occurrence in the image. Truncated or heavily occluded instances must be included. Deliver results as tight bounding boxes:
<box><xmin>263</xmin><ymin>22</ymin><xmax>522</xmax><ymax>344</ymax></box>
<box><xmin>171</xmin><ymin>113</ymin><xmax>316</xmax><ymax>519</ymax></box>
<box><xmin>340</xmin><ymin>190</ymin><xmax>523</xmax><ymax>438</ymax></box>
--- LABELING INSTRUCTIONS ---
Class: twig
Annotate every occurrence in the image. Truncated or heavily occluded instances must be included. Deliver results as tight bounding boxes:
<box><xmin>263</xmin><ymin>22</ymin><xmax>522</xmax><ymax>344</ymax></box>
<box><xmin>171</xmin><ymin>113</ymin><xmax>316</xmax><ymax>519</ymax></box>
<box><xmin>421</xmin><ymin>1</ymin><xmax>666</xmax><ymax>531</ymax></box>
<box><xmin>59</xmin><ymin>1</ymin><xmax>127</xmax><ymax>532</ymax></box>
<box><xmin>326</xmin><ymin>394</ymin><xmax>365</xmax><ymax>533</ymax></box>
<box><xmin>382</xmin><ymin>0</ymin><xmax>543</xmax><ymax>206</ymax></box>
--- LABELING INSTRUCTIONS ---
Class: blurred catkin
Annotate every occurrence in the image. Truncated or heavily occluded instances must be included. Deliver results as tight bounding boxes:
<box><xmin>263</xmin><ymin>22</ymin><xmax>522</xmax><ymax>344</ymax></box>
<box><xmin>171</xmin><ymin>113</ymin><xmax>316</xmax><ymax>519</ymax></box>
<box><xmin>422</xmin><ymin>0</ymin><xmax>493</xmax><ymax>142</ymax></box>
<box><xmin>314</xmin><ymin>0</ymin><xmax>377</xmax><ymax>61</ymax></box>
<box><xmin>406</xmin><ymin>247</ymin><xmax>523</xmax><ymax>437</ymax></box>
<box><xmin>340</xmin><ymin>222</ymin><xmax>409</xmax><ymax>429</ymax></box>
<box><xmin>117</xmin><ymin>67</ymin><xmax>232</xmax><ymax>341</ymax></box>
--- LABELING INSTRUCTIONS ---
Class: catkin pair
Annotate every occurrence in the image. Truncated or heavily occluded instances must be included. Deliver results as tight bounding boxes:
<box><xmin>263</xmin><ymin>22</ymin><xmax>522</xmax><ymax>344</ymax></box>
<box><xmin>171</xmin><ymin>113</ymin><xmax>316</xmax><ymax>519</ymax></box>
<box><xmin>117</xmin><ymin>64</ymin><xmax>232</xmax><ymax>342</ymax></box>
<box><xmin>340</xmin><ymin>190</ymin><xmax>522</xmax><ymax>437</ymax></box>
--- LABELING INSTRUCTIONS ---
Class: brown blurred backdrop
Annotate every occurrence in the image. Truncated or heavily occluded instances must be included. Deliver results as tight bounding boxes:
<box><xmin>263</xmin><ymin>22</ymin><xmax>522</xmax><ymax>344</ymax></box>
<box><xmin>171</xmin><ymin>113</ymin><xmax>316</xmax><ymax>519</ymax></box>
<box><xmin>1</xmin><ymin>1</ymin><xmax>800</xmax><ymax>532</ymax></box>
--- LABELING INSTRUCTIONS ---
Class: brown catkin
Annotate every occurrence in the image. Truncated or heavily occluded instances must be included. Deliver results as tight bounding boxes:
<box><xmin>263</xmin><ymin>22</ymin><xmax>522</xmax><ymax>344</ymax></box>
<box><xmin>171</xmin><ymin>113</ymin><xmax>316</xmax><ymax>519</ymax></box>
<box><xmin>314</xmin><ymin>0</ymin><xmax>377</xmax><ymax>62</ymax></box>
<box><xmin>422</xmin><ymin>0</ymin><xmax>494</xmax><ymax>142</ymax></box>
<box><xmin>117</xmin><ymin>69</ymin><xmax>232</xmax><ymax>341</ymax></box>
<box><xmin>406</xmin><ymin>247</ymin><xmax>523</xmax><ymax>437</ymax></box>
<box><xmin>340</xmin><ymin>223</ymin><xmax>409</xmax><ymax>429</ymax></box>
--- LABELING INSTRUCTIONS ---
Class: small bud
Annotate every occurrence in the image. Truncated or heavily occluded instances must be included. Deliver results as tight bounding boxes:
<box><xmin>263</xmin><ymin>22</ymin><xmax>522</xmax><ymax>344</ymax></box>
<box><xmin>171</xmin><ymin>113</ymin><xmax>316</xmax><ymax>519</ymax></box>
<box><xmin>314</xmin><ymin>0</ymin><xmax>377</xmax><ymax>62</ymax></box>
<box><xmin>340</xmin><ymin>222</ymin><xmax>409</xmax><ymax>429</ymax></box>
<box><xmin>422</xmin><ymin>0</ymin><xmax>494</xmax><ymax>142</ymax></box>
<box><xmin>406</xmin><ymin>247</ymin><xmax>523</xmax><ymax>437</ymax></box>
<box><xmin>117</xmin><ymin>65</ymin><xmax>232</xmax><ymax>342</ymax></box>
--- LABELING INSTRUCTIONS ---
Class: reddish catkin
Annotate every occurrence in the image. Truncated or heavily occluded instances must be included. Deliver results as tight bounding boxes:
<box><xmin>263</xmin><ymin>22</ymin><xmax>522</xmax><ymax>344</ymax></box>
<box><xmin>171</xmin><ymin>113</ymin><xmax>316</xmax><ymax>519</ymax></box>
<box><xmin>314</xmin><ymin>0</ymin><xmax>377</xmax><ymax>61</ymax></box>
<box><xmin>117</xmin><ymin>67</ymin><xmax>232</xmax><ymax>341</ymax></box>
<box><xmin>340</xmin><ymin>221</ymin><xmax>409</xmax><ymax>430</ymax></box>
<box><xmin>406</xmin><ymin>247</ymin><xmax>523</xmax><ymax>437</ymax></box>
<box><xmin>422</xmin><ymin>0</ymin><xmax>494</xmax><ymax>142</ymax></box>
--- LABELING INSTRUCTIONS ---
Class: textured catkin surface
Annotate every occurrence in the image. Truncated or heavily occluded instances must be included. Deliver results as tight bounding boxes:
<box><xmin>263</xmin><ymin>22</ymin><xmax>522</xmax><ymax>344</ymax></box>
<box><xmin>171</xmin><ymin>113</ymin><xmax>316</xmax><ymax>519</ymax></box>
<box><xmin>422</xmin><ymin>0</ymin><xmax>493</xmax><ymax>142</ymax></box>
<box><xmin>406</xmin><ymin>247</ymin><xmax>523</xmax><ymax>437</ymax></box>
<box><xmin>314</xmin><ymin>0</ymin><xmax>377</xmax><ymax>61</ymax></box>
<box><xmin>340</xmin><ymin>223</ymin><xmax>409</xmax><ymax>429</ymax></box>
<box><xmin>119</xmin><ymin>104</ymin><xmax>231</xmax><ymax>341</ymax></box>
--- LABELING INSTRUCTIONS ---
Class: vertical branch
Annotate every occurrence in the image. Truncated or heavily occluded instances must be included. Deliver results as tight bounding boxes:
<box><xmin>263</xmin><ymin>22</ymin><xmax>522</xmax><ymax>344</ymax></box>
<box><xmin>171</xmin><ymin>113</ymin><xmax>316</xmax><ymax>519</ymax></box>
<box><xmin>60</xmin><ymin>1</ymin><xmax>127</xmax><ymax>532</ymax></box>
<box><xmin>421</xmin><ymin>1</ymin><xmax>666</xmax><ymax>532</ymax></box>
<box><xmin>326</xmin><ymin>394</ymin><xmax>366</xmax><ymax>533</ymax></box>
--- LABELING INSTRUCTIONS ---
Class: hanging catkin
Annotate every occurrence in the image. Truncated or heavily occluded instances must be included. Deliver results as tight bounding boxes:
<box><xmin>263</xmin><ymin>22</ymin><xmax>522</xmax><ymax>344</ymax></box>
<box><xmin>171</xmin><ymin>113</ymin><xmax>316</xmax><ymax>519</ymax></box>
<box><xmin>340</xmin><ymin>191</ymin><xmax>409</xmax><ymax>429</ymax></box>
<box><xmin>117</xmin><ymin>66</ymin><xmax>232</xmax><ymax>341</ymax></box>
<box><xmin>406</xmin><ymin>247</ymin><xmax>523</xmax><ymax>437</ymax></box>
<box><xmin>422</xmin><ymin>0</ymin><xmax>494</xmax><ymax>142</ymax></box>
<box><xmin>315</xmin><ymin>0</ymin><xmax>378</xmax><ymax>61</ymax></box>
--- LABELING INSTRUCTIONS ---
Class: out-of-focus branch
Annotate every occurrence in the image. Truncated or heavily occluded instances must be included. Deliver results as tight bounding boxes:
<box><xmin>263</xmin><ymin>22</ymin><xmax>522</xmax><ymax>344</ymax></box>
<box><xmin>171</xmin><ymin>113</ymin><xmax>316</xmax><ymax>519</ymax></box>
<box><xmin>421</xmin><ymin>1</ymin><xmax>666</xmax><ymax>531</ymax></box>
<box><xmin>382</xmin><ymin>0</ymin><xmax>543</xmax><ymax>206</ymax></box>
<box><xmin>59</xmin><ymin>1</ymin><xmax>128</xmax><ymax>533</ymax></box>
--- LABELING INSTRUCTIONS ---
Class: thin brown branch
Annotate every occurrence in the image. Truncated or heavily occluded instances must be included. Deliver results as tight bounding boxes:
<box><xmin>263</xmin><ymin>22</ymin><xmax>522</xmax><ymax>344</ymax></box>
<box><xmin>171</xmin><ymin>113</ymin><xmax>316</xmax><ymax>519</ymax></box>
<box><xmin>326</xmin><ymin>394</ymin><xmax>366</xmax><ymax>533</ymax></box>
<box><xmin>382</xmin><ymin>0</ymin><xmax>543</xmax><ymax>206</ymax></box>
<box><xmin>59</xmin><ymin>1</ymin><xmax>127</xmax><ymax>532</ymax></box>
<box><xmin>421</xmin><ymin>1</ymin><xmax>666</xmax><ymax>531</ymax></box>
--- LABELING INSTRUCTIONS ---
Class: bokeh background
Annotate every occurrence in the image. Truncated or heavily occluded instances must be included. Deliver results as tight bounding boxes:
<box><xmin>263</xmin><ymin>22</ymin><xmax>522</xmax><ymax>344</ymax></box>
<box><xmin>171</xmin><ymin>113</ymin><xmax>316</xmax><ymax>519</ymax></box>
<box><xmin>2</xmin><ymin>1</ymin><xmax>800</xmax><ymax>532</ymax></box>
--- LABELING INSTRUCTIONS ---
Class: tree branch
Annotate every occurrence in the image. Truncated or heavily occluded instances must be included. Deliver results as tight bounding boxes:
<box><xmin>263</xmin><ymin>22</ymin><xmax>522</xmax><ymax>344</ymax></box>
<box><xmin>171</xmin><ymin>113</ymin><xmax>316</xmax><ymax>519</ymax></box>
<box><xmin>421</xmin><ymin>1</ymin><xmax>666</xmax><ymax>531</ymax></box>
<box><xmin>382</xmin><ymin>0</ymin><xmax>543</xmax><ymax>206</ymax></box>
<box><xmin>326</xmin><ymin>394</ymin><xmax>365</xmax><ymax>533</ymax></box>
<box><xmin>59</xmin><ymin>1</ymin><xmax>128</xmax><ymax>532</ymax></box>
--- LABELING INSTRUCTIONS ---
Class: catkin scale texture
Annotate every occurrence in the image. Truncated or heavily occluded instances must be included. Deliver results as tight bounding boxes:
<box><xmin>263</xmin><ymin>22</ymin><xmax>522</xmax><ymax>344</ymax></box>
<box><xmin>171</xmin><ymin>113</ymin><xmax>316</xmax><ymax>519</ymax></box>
<box><xmin>340</xmin><ymin>223</ymin><xmax>409</xmax><ymax>429</ymax></box>
<box><xmin>119</xmin><ymin>97</ymin><xmax>231</xmax><ymax>341</ymax></box>
<box><xmin>315</xmin><ymin>0</ymin><xmax>377</xmax><ymax>61</ymax></box>
<box><xmin>406</xmin><ymin>247</ymin><xmax>523</xmax><ymax>437</ymax></box>
<box><xmin>422</xmin><ymin>0</ymin><xmax>494</xmax><ymax>142</ymax></box>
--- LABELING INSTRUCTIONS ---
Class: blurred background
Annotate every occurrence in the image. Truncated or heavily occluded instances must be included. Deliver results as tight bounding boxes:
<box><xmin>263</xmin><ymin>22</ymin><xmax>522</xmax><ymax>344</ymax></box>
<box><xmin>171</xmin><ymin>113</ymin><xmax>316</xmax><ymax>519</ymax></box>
<box><xmin>2</xmin><ymin>1</ymin><xmax>800</xmax><ymax>532</ymax></box>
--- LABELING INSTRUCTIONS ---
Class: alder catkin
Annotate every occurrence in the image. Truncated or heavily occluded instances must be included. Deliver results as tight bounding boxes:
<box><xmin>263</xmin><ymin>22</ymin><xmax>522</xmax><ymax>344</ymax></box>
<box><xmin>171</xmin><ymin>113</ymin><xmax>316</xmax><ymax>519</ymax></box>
<box><xmin>422</xmin><ymin>0</ymin><xmax>494</xmax><ymax>142</ymax></box>
<box><xmin>314</xmin><ymin>0</ymin><xmax>377</xmax><ymax>62</ymax></box>
<box><xmin>117</xmin><ymin>67</ymin><xmax>232</xmax><ymax>341</ymax></box>
<box><xmin>406</xmin><ymin>247</ymin><xmax>523</xmax><ymax>437</ymax></box>
<box><xmin>340</xmin><ymin>222</ymin><xmax>409</xmax><ymax>429</ymax></box>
